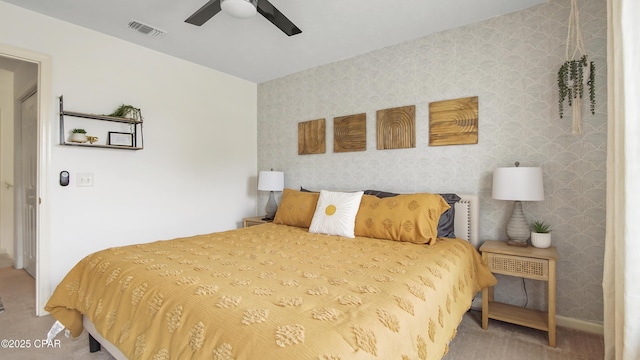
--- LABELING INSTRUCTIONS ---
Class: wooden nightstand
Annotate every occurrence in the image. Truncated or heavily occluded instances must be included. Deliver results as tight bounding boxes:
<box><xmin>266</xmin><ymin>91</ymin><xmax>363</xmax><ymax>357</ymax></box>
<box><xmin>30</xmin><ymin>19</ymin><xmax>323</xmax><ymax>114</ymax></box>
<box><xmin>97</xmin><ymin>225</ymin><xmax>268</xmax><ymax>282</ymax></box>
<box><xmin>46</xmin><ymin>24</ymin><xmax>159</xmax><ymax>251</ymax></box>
<box><xmin>480</xmin><ymin>240</ymin><xmax>558</xmax><ymax>347</ymax></box>
<box><xmin>243</xmin><ymin>216</ymin><xmax>271</xmax><ymax>228</ymax></box>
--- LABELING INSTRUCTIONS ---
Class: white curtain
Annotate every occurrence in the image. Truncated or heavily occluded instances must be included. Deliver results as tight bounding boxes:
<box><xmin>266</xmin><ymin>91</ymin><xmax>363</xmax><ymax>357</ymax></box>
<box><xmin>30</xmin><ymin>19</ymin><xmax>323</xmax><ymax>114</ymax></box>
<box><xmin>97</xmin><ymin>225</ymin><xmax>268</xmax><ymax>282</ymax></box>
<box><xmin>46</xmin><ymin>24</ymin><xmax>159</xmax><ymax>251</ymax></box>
<box><xmin>603</xmin><ymin>0</ymin><xmax>640</xmax><ymax>359</ymax></box>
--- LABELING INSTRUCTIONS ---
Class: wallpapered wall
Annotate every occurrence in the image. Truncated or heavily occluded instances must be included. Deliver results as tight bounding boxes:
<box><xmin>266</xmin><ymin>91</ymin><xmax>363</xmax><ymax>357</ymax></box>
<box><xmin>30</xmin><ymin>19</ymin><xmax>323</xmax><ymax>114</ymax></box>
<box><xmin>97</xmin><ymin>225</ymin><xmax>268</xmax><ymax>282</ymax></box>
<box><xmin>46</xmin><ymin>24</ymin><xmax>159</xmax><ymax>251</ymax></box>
<box><xmin>257</xmin><ymin>0</ymin><xmax>606</xmax><ymax>323</ymax></box>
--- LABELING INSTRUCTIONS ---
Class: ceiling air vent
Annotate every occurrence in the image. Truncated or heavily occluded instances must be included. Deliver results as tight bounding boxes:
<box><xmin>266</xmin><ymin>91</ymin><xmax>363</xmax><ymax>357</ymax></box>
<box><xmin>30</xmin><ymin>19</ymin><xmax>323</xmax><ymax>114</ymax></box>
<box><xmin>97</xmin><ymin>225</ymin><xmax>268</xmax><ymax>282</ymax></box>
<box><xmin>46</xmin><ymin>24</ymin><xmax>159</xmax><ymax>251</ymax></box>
<box><xmin>127</xmin><ymin>19</ymin><xmax>167</xmax><ymax>39</ymax></box>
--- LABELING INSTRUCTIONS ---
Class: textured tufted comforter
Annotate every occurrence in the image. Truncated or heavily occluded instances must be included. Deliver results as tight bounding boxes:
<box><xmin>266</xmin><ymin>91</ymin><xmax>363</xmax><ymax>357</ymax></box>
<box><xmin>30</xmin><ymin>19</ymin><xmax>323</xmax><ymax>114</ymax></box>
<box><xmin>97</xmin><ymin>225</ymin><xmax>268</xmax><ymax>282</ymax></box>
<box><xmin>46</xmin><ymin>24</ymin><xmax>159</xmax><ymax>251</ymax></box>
<box><xmin>46</xmin><ymin>223</ymin><xmax>496</xmax><ymax>359</ymax></box>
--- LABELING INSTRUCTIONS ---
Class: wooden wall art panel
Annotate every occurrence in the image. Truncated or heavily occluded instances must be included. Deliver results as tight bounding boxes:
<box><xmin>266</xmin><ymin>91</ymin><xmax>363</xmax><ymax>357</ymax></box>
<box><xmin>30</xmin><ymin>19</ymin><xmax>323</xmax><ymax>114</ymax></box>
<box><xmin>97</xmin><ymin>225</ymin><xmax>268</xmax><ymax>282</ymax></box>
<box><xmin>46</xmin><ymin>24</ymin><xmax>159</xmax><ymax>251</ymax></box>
<box><xmin>298</xmin><ymin>118</ymin><xmax>326</xmax><ymax>155</ymax></box>
<box><xmin>376</xmin><ymin>105</ymin><xmax>416</xmax><ymax>150</ymax></box>
<box><xmin>334</xmin><ymin>113</ymin><xmax>366</xmax><ymax>153</ymax></box>
<box><xmin>429</xmin><ymin>96</ymin><xmax>478</xmax><ymax>146</ymax></box>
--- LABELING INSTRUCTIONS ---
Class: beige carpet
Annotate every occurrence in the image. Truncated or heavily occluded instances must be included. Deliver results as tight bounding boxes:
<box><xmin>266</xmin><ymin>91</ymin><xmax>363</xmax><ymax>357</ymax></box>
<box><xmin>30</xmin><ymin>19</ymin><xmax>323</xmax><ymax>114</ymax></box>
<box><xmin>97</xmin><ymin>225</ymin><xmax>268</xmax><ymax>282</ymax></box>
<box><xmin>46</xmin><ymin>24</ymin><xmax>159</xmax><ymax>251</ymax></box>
<box><xmin>0</xmin><ymin>266</ymin><xmax>603</xmax><ymax>360</ymax></box>
<box><xmin>0</xmin><ymin>266</ymin><xmax>114</xmax><ymax>360</ymax></box>
<box><xmin>0</xmin><ymin>253</ymin><xmax>13</xmax><ymax>268</ymax></box>
<box><xmin>445</xmin><ymin>309</ymin><xmax>604</xmax><ymax>359</ymax></box>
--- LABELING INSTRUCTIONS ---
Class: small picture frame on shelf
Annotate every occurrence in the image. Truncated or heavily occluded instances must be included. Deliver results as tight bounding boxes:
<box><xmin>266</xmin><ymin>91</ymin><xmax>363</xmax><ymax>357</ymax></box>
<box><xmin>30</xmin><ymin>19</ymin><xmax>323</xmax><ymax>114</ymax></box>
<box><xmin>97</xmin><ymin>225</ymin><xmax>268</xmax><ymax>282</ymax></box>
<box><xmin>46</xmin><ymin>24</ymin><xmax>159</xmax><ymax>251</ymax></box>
<box><xmin>108</xmin><ymin>132</ymin><xmax>133</xmax><ymax>147</ymax></box>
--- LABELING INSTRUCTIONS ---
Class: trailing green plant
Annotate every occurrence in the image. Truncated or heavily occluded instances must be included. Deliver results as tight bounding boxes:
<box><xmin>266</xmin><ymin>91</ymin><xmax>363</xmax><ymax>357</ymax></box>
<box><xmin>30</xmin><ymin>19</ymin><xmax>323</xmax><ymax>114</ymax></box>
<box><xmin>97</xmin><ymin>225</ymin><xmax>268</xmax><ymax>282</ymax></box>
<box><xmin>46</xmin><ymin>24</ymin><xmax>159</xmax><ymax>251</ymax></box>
<box><xmin>107</xmin><ymin>104</ymin><xmax>143</xmax><ymax>121</ymax></box>
<box><xmin>107</xmin><ymin>104</ymin><xmax>143</xmax><ymax>134</ymax></box>
<box><xmin>530</xmin><ymin>220</ymin><xmax>551</xmax><ymax>234</ymax></box>
<box><xmin>71</xmin><ymin>128</ymin><xmax>86</xmax><ymax>134</ymax></box>
<box><xmin>588</xmin><ymin>60</ymin><xmax>596</xmax><ymax>114</ymax></box>
<box><xmin>557</xmin><ymin>55</ymin><xmax>596</xmax><ymax>119</ymax></box>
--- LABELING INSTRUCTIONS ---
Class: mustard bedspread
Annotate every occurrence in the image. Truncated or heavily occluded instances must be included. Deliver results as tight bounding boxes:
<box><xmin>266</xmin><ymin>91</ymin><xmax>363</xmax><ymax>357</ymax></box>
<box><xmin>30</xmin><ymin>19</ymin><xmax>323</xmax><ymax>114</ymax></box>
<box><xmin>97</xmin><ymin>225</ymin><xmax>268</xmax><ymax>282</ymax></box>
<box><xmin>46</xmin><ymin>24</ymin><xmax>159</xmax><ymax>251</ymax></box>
<box><xmin>46</xmin><ymin>223</ymin><xmax>496</xmax><ymax>360</ymax></box>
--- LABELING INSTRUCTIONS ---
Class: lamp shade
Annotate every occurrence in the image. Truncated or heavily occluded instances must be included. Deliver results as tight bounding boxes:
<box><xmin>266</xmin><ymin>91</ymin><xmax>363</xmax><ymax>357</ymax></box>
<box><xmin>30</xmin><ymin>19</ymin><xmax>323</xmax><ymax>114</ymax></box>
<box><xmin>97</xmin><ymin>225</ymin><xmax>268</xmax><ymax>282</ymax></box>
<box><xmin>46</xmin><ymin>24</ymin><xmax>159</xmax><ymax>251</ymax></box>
<box><xmin>492</xmin><ymin>167</ymin><xmax>544</xmax><ymax>201</ymax></box>
<box><xmin>258</xmin><ymin>171</ymin><xmax>284</xmax><ymax>192</ymax></box>
<box><xmin>221</xmin><ymin>0</ymin><xmax>258</xmax><ymax>18</ymax></box>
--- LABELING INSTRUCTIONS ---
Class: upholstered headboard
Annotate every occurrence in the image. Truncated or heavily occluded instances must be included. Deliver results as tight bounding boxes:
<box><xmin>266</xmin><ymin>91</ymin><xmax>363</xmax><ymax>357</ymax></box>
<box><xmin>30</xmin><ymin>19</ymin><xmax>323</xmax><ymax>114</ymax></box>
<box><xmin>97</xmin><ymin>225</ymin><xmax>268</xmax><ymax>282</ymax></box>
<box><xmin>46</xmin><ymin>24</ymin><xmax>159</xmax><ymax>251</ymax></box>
<box><xmin>454</xmin><ymin>194</ymin><xmax>479</xmax><ymax>248</ymax></box>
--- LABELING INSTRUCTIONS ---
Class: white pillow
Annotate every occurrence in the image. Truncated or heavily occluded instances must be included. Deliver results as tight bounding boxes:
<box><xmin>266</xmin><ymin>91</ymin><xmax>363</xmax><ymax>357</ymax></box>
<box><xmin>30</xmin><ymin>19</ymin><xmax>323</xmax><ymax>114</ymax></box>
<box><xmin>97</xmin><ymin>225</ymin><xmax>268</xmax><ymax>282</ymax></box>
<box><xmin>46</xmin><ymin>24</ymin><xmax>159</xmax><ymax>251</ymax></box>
<box><xmin>309</xmin><ymin>190</ymin><xmax>364</xmax><ymax>238</ymax></box>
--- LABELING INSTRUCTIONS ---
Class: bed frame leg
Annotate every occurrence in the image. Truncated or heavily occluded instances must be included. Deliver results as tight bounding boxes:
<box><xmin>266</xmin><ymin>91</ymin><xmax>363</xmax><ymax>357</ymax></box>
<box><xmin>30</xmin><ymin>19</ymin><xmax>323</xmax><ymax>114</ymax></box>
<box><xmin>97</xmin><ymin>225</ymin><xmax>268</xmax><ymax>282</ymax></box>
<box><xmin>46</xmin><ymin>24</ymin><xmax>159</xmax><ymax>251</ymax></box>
<box><xmin>89</xmin><ymin>334</ymin><xmax>101</xmax><ymax>353</ymax></box>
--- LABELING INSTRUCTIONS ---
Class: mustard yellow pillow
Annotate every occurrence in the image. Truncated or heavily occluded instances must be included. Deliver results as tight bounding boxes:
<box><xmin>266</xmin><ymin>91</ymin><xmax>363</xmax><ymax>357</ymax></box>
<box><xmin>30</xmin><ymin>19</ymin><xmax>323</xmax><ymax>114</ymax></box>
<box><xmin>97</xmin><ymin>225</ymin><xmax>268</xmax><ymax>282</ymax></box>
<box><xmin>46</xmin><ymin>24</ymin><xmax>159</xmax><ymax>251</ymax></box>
<box><xmin>354</xmin><ymin>193</ymin><xmax>450</xmax><ymax>244</ymax></box>
<box><xmin>273</xmin><ymin>188</ymin><xmax>320</xmax><ymax>228</ymax></box>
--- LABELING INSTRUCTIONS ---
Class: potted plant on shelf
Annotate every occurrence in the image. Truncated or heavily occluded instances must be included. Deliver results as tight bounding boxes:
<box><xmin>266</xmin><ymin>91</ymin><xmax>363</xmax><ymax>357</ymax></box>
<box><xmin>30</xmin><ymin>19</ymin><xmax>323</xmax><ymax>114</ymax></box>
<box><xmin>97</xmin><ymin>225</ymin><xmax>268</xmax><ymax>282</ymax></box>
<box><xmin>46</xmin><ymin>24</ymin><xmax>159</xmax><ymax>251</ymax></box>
<box><xmin>69</xmin><ymin>128</ymin><xmax>88</xmax><ymax>143</ymax></box>
<box><xmin>530</xmin><ymin>220</ymin><xmax>552</xmax><ymax>248</ymax></box>
<box><xmin>107</xmin><ymin>104</ymin><xmax>143</xmax><ymax>134</ymax></box>
<box><xmin>108</xmin><ymin>104</ymin><xmax>142</xmax><ymax>121</ymax></box>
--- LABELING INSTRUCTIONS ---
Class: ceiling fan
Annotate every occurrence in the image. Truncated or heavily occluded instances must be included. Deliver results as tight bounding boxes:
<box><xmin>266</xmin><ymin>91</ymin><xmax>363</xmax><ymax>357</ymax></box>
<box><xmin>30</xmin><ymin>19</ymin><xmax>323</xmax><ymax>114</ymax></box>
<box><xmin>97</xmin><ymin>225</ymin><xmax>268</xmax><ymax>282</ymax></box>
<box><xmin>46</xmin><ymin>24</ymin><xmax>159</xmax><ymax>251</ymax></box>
<box><xmin>185</xmin><ymin>0</ymin><xmax>302</xmax><ymax>36</ymax></box>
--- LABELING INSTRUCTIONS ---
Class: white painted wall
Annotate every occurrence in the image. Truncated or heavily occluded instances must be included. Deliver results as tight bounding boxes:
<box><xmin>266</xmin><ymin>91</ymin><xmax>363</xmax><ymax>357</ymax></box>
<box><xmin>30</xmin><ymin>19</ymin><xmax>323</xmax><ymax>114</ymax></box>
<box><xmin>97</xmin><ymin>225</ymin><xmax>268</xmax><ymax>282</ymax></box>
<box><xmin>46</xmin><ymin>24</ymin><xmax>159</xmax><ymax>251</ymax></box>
<box><xmin>0</xmin><ymin>2</ymin><xmax>258</xmax><ymax>290</ymax></box>
<box><xmin>0</xmin><ymin>68</ymin><xmax>14</xmax><ymax>259</ymax></box>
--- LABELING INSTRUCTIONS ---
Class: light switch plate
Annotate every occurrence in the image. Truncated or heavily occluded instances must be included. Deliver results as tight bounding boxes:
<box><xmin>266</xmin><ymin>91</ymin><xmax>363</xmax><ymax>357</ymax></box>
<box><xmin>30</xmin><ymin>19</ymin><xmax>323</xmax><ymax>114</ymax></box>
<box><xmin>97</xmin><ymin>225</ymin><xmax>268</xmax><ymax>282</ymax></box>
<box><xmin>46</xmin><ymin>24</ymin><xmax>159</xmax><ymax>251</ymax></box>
<box><xmin>77</xmin><ymin>172</ymin><xmax>93</xmax><ymax>187</ymax></box>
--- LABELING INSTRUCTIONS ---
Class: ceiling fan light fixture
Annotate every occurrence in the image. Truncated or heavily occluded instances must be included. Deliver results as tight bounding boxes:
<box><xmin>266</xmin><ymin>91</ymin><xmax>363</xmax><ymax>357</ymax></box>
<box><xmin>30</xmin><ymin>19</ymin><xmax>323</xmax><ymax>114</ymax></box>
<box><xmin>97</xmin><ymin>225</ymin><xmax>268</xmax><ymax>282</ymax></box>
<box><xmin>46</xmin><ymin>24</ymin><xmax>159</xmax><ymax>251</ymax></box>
<box><xmin>221</xmin><ymin>0</ymin><xmax>258</xmax><ymax>19</ymax></box>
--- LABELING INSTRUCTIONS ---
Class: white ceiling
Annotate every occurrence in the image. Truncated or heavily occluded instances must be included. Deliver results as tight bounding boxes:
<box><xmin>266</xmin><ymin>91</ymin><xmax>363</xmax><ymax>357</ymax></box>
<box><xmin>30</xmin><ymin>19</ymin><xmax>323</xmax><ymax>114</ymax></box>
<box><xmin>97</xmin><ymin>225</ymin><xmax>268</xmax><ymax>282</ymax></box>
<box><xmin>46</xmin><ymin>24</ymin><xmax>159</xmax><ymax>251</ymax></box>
<box><xmin>4</xmin><ymin>0</ymin><xmax>544</xmax><ymax>83</ymax></box>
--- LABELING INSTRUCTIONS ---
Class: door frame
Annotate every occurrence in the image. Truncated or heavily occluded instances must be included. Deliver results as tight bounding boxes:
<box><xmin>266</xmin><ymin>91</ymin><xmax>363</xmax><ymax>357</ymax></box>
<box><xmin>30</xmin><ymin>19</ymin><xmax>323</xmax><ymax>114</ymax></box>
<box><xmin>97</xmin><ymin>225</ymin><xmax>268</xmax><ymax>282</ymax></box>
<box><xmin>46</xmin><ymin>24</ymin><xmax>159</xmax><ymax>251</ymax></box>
<box><xmin>0</xmin><ymin>43</ymin><xmax>52</xmax><ymax>316</ymax></box>
<box><xmin>19</xmin><ymin>89</ymin><xmax>38</xmax><ymax>278</ymax></box>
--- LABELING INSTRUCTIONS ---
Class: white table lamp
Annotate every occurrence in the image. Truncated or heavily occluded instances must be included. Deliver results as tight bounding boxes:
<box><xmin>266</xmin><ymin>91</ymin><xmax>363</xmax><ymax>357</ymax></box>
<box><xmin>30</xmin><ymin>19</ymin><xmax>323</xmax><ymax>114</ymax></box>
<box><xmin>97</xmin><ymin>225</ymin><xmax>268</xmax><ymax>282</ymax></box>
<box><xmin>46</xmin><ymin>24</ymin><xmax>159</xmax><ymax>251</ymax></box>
<box><xmin>492</xmin><ymin>162</ymin><xmax>544</xmax><ymax>246</ymax></box>
<box><xmin>258</xmin><ymin>170</ymin><xmax>284</xmax><ymax>220</ymax></box>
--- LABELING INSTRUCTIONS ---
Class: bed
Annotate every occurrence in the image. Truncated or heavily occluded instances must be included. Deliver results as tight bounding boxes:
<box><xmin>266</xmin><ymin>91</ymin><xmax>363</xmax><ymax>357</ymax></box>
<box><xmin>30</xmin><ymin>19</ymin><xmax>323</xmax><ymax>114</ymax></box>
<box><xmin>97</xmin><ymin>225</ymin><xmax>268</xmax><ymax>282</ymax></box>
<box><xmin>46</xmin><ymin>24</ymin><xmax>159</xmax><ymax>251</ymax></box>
<box><xmin>45</xmin><ymin>190</ymin><xmax>495</xmax><ymax>360</ymax></box>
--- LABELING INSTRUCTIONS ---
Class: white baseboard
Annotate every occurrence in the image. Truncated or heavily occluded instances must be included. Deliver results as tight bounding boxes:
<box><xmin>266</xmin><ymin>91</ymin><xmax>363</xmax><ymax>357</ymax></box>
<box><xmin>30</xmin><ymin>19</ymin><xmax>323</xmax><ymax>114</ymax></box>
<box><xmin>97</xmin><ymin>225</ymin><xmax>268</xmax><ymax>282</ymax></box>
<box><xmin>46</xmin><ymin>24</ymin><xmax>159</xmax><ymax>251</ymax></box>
<box><xmin>557</xmin><ymin>315</ymin><xmax>604</xmax><ymax>335</ymax></box>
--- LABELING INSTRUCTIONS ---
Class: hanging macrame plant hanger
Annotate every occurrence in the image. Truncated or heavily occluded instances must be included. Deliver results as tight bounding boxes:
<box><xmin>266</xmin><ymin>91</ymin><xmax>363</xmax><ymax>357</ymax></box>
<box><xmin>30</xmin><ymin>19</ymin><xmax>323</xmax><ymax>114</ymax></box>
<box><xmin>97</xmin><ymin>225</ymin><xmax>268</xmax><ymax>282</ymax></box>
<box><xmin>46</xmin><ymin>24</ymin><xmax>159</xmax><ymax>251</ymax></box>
<box><xmin>557</xmin><ymin>0</ymin><xmax>596</xmax><ymax>134</ymax></box>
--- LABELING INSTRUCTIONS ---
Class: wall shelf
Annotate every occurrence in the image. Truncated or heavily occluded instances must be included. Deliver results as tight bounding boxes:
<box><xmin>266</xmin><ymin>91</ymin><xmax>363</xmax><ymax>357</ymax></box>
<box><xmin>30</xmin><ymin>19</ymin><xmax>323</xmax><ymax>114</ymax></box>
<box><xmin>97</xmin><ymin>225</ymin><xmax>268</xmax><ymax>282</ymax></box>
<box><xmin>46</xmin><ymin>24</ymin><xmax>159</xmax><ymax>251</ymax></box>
<box><xmin>59</xmin><ymin>96</ymin><xmax>144</xmax><ymax>150</ymax></box>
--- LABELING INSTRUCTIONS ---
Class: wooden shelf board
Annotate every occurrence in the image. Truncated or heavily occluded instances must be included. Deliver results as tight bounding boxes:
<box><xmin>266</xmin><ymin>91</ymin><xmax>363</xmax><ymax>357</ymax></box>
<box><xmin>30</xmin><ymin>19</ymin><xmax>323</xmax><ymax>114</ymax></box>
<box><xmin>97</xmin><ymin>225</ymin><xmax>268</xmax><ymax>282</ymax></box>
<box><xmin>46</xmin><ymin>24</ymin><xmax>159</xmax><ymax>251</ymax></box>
<box><xmin>62</xmin><ymin>111</ymin><xmax>143</xmax><ymax>124</ymax></box>
<box><xmin>62</xmin><ymin>142</ymin><xmax>142</xmax><ymax>150</ymax></box>
<box><xmin>480</xmin><ymin>240</ymin><xmax>558</xmax><ymax>260</ymax></box>
<box><xmin>487</xmin><ymin>301</ymin><xmax>549</xmax><ymax>331</ymax></box>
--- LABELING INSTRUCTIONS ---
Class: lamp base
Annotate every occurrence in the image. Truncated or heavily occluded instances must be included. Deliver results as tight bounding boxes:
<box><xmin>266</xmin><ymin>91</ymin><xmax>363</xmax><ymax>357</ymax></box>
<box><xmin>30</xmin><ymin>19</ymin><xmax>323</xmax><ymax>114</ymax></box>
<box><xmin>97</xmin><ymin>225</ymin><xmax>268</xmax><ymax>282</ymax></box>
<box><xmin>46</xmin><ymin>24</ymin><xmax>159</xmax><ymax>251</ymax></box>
<box><xmin>507</xmin><ymin>239</ymin><xmax>529</xmax><ymax>247</ymax></box>
<box><xmin>505</xmin><ymin>200</ymin><xmax>531</xmax><ymax>246</ymax></box>
<box><xmin>264</xmin><ymin>191</ymin><xmax>278</xmax><ymax>220</ymax></box>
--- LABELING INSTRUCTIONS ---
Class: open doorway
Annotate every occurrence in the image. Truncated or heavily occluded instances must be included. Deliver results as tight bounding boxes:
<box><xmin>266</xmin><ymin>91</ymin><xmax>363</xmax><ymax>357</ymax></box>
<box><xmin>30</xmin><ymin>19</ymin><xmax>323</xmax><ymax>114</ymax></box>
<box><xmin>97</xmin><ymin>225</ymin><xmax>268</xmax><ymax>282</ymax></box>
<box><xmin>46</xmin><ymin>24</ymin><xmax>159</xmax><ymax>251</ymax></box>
<box><xmin>0</xmin><ymin>44</ymin><xmax>52</xmax><ymax>316</ymax></box>
<box><xmin>0</xmin><ymin>56</ymin><xmax>37</xmax><ymax>278</ymax></box>
<box><xmin>0</xmin><ymin>64</ymin><xmax>19</xmax><ymax>269</ymax></box>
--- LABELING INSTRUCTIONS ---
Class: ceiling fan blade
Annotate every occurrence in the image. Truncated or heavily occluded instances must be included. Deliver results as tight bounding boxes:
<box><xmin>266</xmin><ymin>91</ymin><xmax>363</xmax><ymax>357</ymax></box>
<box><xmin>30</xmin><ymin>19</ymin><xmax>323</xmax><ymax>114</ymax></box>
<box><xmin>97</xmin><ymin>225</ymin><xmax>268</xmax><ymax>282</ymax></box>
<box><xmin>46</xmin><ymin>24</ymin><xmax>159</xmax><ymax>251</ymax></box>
<box><xmin>256</xmin><ymin>0</ymin><xmax>302</xmax><ymax>36</ymax></box>
<box><xmin>185</xmin><ymin>0</ymin><xmax>222</xmax><ymax>26</ymax></box>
